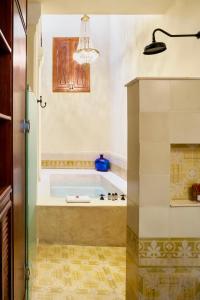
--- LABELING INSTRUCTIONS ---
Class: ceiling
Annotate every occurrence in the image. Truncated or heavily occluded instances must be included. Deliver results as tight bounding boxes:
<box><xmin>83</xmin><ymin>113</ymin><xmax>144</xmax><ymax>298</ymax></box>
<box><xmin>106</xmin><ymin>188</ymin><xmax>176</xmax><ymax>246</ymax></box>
<box><xmin>28</xmin><ymin>0</ymin><xmax>174</xmax><ymax>15</ymax></box>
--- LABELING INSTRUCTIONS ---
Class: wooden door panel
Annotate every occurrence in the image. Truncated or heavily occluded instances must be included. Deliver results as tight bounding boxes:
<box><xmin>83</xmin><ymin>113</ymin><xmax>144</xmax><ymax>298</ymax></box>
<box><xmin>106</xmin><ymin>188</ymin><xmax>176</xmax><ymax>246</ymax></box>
<box><xmin>0</xmin><ymin>200</ymin><xmax>12</xmax><ymax>300</ymax></box>
<box><xmin>53</xmin><ymin>37</ymin><xmax>90</xmax><ymax>92</ymax></box>
<box><xmin>13</xmin><ymin>2</ymin><xmax>26</xmax><ymax>299</ymax></box>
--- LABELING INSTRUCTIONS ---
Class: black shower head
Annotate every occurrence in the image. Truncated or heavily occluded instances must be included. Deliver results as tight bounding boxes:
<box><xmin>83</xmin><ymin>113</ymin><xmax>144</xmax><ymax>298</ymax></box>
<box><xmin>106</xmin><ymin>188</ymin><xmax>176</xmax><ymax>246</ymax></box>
<box><xmin>143</xmin><ymin>28</ymin><xmax>200</xmax><ymax>55</ymax></box>
<box><xmin>143</xmin><ymin>41</ymin><xmax>167</xmax><ymax>55</ymax></box>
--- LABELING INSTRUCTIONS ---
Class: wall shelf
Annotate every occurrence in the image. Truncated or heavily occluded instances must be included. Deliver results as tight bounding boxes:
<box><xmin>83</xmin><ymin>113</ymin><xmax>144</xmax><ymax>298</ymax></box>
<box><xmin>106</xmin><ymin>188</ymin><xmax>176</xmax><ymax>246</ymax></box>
<box><xmin>171</xmin><ymin>144</ymin><xmax>200</xmax><ymax>204</ymax></box>
<box><xmin>0</xmin><ymin>113</ymin><xmax>11</xmax><ymax>121</ymax></box>
<box><xmin>171</xmin><ymin>199</ymin><xmax>200</xmax><ymax>207</ymax></box>
<box><xmin>0</xmin><ymin>30</ymin><xmax>12</xmax><ymax>54</ymax></box>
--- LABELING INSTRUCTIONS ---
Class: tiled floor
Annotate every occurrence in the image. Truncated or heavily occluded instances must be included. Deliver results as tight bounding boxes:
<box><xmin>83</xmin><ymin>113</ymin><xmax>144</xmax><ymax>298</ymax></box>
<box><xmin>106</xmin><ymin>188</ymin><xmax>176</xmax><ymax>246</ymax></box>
<box><xmin>31</xmin><ymin>244</ymin><xmax>126</xmax><ymax>300</ymax></box>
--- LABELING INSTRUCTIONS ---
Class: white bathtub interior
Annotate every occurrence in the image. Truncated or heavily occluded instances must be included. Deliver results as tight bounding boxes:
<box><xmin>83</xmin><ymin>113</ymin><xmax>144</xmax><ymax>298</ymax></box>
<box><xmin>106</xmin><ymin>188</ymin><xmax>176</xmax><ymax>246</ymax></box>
<box><xmin>38</xmin><ymin>169</ymin><xmax>127</xmax><ymax>206</ymax></box>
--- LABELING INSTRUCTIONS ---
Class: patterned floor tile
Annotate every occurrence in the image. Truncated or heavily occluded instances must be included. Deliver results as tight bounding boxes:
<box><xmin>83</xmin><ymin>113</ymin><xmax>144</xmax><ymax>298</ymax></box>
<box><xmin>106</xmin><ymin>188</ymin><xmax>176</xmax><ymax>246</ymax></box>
<box><xmin>31</xmin><ymin>244</ymin><xmax>126</xmax><ymax>300</ymax></box>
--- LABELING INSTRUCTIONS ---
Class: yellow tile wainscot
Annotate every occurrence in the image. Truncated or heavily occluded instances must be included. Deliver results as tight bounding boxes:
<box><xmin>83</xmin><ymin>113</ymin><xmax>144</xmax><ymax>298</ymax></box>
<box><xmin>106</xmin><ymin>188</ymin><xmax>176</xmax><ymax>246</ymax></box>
<box><xmin>126</xmin><ymin>227</ymin><xmax>200</xmax><ymax>300</ymax></box>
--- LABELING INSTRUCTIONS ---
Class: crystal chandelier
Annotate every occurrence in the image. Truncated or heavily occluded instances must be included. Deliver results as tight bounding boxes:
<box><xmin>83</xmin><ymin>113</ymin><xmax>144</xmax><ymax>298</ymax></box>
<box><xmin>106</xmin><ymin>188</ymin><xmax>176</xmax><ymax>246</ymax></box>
<box><xmin>73</xmin><ymin>15</ymin><xmax>100</xmax><ymax>65</ymax></box>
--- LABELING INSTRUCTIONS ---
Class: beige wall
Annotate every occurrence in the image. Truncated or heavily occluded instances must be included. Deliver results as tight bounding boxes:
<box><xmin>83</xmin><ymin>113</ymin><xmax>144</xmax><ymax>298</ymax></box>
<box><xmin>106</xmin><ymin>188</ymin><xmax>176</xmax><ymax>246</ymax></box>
<box><xmin>41</xmin><ymin>15</ymin><xmax>111</xmax><ymax>161</ymax></box>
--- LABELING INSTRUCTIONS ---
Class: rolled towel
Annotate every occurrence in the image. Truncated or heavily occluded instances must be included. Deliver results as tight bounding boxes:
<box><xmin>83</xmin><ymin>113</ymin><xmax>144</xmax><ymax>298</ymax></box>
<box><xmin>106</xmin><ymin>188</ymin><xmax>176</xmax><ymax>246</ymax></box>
<box><xmin>66</xmin><ymin>195</ymin><xmax>91</xmax><ymax>203</ymax></box>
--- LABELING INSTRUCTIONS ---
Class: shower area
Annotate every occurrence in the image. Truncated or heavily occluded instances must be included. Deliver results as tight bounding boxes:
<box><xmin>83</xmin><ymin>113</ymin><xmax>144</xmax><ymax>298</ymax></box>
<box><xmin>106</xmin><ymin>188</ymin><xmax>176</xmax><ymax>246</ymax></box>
<box><xmin>26</xmin><ymin>0</ymin><xmax>200</xmax><ymax>299</ymax></box>
<box><xmin>27</xmin><ymin>10</ymin><xmax>128</xmax><ymax>300</ymax></box>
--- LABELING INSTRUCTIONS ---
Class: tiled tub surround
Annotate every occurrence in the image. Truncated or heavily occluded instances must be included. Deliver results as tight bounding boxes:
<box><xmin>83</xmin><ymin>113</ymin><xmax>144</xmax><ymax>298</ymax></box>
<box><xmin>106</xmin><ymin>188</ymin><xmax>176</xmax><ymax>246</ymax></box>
<box><xmin>37</xmin><ymin>169</ymin><xmax>127</xmax><ymax>246</ymax></box>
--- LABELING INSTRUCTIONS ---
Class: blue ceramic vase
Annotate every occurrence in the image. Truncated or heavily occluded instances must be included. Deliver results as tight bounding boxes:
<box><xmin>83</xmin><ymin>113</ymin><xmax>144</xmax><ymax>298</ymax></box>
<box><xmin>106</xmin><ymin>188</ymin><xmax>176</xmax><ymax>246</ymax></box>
<box><xmin>95</xmin><ymin>154</ymin><xmax>110</xmax><ymax>172</ymax></box>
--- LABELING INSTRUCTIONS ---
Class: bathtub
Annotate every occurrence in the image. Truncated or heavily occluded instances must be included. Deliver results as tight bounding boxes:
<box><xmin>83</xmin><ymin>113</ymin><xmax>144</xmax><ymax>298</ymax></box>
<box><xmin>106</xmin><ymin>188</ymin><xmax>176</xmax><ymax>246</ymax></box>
<box><xmin>37</xmin><ymin>169</ymin><xmax>127</xmax><ymax>246</ymax></box>
<box><xmin>38</xmin><ymin>169</ymin><xmax>127</xmax><ymax>206</ymax></box>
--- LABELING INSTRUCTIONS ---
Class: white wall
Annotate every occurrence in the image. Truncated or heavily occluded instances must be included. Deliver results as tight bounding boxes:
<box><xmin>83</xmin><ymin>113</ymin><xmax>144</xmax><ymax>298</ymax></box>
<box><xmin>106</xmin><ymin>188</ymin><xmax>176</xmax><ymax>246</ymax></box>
<box><xmin>41</xmin><ymin>15</ymin><xmax>111</xmax><ymax>161</ymax></box>
<box><xmin>109</xmin><ymin>15</ymin><xmax>156</xmax><ymax>161</ymax></box>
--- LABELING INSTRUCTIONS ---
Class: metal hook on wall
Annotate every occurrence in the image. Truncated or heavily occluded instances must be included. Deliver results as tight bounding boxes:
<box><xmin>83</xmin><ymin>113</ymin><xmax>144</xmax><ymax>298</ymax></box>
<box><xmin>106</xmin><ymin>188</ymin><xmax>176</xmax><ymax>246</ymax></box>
<box><xmin>37</xmin><ymin>96</ymin><xmax>47</xmax><ymax>108</ymax></box>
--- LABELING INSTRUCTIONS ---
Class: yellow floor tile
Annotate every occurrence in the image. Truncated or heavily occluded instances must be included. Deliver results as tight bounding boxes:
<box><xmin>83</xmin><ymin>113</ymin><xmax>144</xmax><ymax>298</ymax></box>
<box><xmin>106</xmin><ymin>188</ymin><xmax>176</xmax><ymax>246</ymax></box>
<box><xmin>31</xmin><ymin>244</ymin><xmax>126</xmax><ymax>300</ymax></box>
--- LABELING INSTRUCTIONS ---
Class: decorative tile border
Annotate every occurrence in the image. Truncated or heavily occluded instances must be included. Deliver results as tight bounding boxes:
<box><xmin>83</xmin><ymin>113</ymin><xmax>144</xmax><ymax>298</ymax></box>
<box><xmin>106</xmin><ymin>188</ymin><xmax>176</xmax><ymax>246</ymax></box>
<box><xmin>139</xmin><ymin>238</ymin><xmax>200</xmax><ymax>266</ymax></box>
<box><xmin>127</xmin><ymin>227</ymin><xmax>200</xmax><ymax>266</ymax></box>
<box><xmin>41</xmin><ymin>160</ymin><xmax>127</xmax><ymax>180</ymax></box>
<box><xmin>41</xmin><ymin>160</ymin><xmax>94</xmax><ymax>169</ymax></box>
<box><xmin>139</xmin><ymin>238</ymin><xmax>200</xmax><ymax>259</ymax></box>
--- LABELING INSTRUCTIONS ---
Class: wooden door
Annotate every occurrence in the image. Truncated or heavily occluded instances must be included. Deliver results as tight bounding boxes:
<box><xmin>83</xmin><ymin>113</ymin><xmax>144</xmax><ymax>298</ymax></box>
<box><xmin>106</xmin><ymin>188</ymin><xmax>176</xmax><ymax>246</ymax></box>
<box><xmin>13</xmin><ymin>1</ymin><xmax>26</xmax><ymax>299</ymax></box>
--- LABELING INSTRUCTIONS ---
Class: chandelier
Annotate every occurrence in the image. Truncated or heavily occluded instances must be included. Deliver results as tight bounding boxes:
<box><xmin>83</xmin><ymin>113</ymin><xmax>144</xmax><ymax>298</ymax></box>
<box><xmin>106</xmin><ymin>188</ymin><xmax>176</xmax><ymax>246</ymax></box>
<box><xmin>73</xmin><ymin>15</ymin><xmax>100</xmax><ymax>65</ymax></box>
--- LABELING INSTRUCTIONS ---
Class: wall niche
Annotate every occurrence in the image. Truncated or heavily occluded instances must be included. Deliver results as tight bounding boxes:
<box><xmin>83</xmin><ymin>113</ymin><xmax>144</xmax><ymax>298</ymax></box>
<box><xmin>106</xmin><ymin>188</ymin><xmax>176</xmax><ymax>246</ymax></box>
<box><xmin>171</xmin><ymin>144</ymin><xmax>200</xmax><ymax>204</ymax></box>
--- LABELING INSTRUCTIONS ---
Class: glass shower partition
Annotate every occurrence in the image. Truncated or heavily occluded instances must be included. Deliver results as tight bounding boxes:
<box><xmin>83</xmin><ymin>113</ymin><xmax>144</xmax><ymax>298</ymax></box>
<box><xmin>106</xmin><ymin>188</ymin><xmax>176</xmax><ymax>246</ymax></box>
<box><xmin>25</xmin><ymin>86</ymin><xmax>39</xmax><ymax>299</ymax></box>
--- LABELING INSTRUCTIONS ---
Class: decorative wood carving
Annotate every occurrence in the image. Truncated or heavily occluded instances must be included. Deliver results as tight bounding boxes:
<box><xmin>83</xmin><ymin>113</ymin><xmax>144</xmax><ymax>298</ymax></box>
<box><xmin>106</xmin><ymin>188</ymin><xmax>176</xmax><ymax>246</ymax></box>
<box><xmin>53</xmin><ymin>37</ymin><xmax>90</xmax><ymax>92</ymax></box>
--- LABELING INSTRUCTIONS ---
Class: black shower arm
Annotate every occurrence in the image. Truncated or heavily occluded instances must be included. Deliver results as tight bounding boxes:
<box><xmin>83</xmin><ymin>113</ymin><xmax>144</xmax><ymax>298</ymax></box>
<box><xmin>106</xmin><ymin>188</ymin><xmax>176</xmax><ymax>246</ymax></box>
<box><xmin>152</xmin><ymin>28</ymin><xmax>200</xmax><ymax>42</ymax></box>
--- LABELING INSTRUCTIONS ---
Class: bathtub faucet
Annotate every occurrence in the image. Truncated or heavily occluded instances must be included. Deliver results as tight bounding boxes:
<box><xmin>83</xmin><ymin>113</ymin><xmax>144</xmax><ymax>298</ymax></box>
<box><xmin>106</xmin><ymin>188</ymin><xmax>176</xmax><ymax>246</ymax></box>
<box><xmin>100</xmin><ymin>194</ymin><xmax>105</xmax><ymax>200</ymax></box>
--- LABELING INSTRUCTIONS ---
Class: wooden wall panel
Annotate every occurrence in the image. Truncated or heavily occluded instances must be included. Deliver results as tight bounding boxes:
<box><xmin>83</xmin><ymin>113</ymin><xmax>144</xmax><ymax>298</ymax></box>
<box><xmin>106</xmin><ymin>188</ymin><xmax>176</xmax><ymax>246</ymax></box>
<box><xmin>53</xmin><ymin>37</ymin><xmax>90</xmax><ymax>92</ymax></box>
<box><xmin>0</xmin><ymin>0</ymin><xmax>13</xmax><ymax>297</ymax></box>
<box><xmin>0</xmin><ymin>200</ymin><xmax>12</xmax><ymax>300</ymax></box>
<box><xmin>13</xmin><ymin>1</ymin><xmax>26</xmax><ymax>299</ymax></box>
